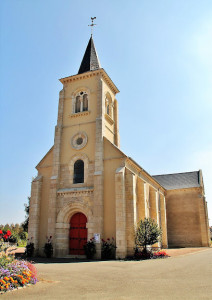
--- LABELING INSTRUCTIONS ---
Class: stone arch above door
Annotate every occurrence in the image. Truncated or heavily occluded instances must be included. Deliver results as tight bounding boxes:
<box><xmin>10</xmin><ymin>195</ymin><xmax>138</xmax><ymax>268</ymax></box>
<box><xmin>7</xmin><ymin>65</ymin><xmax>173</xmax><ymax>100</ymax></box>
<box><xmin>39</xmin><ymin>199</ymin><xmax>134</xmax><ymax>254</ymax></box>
<box><xmin>56</xmin><ymin>200</ymin><xmax>92</xmax><ymax>225</ymax></box>
<box><xmin>55</xmin><ymin>201</ymin><xmax>93</xmax><ymax>257</ymax></box>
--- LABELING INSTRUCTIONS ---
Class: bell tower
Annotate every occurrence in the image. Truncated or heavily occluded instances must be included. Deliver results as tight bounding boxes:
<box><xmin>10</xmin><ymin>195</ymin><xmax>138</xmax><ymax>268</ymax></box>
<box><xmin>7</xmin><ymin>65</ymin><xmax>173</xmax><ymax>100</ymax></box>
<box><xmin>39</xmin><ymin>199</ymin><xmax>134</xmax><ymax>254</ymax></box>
<box><xmin>45</xmin><ymin>35</ymin><xmax>120</xmax><ymax>257</ymax></box>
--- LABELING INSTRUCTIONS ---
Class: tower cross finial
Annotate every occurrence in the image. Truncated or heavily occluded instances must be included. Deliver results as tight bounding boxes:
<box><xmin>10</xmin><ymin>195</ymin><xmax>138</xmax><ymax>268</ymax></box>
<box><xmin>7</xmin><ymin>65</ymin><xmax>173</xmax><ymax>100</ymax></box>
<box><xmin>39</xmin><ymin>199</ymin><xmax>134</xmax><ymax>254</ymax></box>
<box><xmin>88</xmin><ymin>17</ymin><xmax>97</xmax><ymax>36</ymax></box>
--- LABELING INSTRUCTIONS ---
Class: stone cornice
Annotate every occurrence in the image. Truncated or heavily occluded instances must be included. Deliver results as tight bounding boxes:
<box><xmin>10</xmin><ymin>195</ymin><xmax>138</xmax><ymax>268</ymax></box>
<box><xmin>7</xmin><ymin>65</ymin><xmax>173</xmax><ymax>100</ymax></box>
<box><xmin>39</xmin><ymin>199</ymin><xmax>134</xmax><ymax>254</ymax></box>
<box><xmin>166</xmin><ymin>187</ymin><xmax>203</xmax><ymax>194</ymax></box>
<box><xmin>126</xmin><ymin>158</ymin><xmax>165</xmax><ymax>193</ymax></box>
<box><xmin>69</xmin><ymin>111</ymin><xmax>90</xmax><ymax>118</ymax></box>
<box><xmin>59</xmin><ymin>69</ymin><xmax>119</xmax><ymax>95</ymax></box>
<box><xmin>57</xmin><ymin>187</ymin><xmax>94</xmax><ymax>196</ymax></box>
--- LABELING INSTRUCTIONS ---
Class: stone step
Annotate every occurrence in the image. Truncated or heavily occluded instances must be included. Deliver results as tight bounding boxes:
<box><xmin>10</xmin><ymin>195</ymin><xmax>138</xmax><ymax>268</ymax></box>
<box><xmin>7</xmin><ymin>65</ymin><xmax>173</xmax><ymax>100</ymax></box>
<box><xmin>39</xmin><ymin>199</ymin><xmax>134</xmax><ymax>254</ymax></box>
<box><xmin>65</xmin><ymin>255</ymin><xmax>86</xmax><ymax>259</ymax></box>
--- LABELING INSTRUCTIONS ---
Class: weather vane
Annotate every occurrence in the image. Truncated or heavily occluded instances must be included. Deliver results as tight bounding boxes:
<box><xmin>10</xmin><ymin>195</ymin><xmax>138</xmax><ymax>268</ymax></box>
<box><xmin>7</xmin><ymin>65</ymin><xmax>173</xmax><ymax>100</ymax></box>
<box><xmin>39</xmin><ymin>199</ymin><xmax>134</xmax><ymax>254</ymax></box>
<box><xmin>88</xmin><ymin>17</ymin><xmax>97</xmax><ymax>36</ymax></box>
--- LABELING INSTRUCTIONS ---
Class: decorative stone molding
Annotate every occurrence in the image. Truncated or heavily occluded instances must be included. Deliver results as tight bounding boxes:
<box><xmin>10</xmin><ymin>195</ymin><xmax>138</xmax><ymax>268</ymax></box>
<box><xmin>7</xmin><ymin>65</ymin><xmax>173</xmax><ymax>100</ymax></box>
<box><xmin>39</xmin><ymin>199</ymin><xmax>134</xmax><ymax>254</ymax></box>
<box><xmin>105</xmin><ymin>91</ymin><xmax>114</xmax><ymax>120</ymax></box>
<box><xmin>69</xmin><ymin>111</ymin><xmax>90</xmax><ymax>118</ymax></box>
<box><xmin>71</xmin><ymin>131</ymin><xmax>88</xmax><ymax>150</ymax></box>
<box><xmin>55</xmin><ymin>199</ymin><xmax>94</xmax><ymax>257</ymax></box>
<box><xmin>56</xmin><ymin>200</ymin><xmax>93</xmax><ymax>224</ymax></box>
<box><xmin>59</xmin><ymin>69</ymin><xmax>119</xmax><ymax>95</ymax></box>
<box><xmin>71</xmin><ymin>87</ymin><xmax>91</xmax><ymax>114</ymax></box>
<box><xmin>57</xmin><ymin>187</ymin><xmax>94</xmax><ymax>197</ymax></box>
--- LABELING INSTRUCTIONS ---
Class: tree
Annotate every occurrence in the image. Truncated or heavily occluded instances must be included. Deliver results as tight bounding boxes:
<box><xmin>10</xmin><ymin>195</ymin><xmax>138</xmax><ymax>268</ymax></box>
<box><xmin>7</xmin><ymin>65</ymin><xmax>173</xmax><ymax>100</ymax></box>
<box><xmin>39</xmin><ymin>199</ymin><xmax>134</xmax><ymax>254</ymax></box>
<box><xmin>135</xmin><ymin>218</ymin><xmax>162</xmax><ymax>253</ymax></box>
<box><xmin>22</xmin><ymin>197</ymin><xmax>30</xmax><ymax>232</ymax></box>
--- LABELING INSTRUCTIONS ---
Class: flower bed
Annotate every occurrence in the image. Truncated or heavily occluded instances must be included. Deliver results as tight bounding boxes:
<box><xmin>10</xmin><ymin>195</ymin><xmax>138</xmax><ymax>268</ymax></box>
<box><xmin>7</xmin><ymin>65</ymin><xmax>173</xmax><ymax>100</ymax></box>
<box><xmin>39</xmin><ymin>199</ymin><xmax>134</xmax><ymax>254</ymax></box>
<box><xmin>132</xmin><ymin>249</ymin><xmax>169</xmax><ymax>260</ymax></box>
<box><xmin>0</xmin><ymin>239</ymin><xmax>38</xmax><ymax>293</ymax></box>
<box><xmin>0</xmin><ymin>258</ymin><xmax>38</xmax><ymax>293</ymax></box>
<box><xmin>152</xmin><ymin>250</ymin><xmax>168</xmax><ymax>258</ymax></box>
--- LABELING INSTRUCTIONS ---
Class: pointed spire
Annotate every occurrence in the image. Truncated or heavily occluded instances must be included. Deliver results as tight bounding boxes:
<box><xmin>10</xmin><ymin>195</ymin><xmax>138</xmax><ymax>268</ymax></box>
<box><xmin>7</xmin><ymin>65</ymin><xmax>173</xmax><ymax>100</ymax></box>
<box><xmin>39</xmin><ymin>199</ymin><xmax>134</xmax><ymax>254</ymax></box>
<box><xmin>78</xmin><ymin>36</ymin><xmax>101</xmax><ymax>74</ymax></box>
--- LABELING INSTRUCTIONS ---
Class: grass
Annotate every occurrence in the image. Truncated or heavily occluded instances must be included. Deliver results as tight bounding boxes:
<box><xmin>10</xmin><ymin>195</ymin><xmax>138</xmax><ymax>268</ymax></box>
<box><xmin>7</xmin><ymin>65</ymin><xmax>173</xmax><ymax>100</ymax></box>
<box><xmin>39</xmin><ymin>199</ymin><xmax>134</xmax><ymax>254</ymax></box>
<box><xmin>17</xmin><ymin>240</ymin><xmax>27</xmax><ymax>247</ymax></box>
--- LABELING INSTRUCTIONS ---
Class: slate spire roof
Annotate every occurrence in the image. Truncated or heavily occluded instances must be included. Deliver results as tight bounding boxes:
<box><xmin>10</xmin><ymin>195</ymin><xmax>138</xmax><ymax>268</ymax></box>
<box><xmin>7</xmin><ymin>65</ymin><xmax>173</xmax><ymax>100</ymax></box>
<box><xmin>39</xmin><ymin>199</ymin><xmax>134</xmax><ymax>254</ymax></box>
<box><xmin>78</xmin><ymin>36</ymin><xmax>101</xmax><ymax>74</ymax></box>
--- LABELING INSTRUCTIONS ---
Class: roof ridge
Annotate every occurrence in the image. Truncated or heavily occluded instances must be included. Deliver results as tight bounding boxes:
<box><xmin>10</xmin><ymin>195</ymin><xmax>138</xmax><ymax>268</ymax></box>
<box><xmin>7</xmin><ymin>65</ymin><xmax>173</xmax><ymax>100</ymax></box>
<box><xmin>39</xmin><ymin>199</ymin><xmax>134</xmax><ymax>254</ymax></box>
<box><xmin>152</xmin><ymin>170</ymin><xmax>199</xmax><ymax>177</ymax></box>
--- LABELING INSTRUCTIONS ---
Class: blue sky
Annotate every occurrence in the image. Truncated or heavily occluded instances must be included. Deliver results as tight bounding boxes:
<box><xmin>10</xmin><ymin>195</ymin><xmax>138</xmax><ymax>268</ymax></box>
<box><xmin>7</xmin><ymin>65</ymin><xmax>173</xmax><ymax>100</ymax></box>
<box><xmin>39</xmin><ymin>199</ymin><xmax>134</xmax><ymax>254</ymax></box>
<box><xmin>0</xmin><ymin>0</ymin><xmax>212</xmax><ymax>226</ymax></box>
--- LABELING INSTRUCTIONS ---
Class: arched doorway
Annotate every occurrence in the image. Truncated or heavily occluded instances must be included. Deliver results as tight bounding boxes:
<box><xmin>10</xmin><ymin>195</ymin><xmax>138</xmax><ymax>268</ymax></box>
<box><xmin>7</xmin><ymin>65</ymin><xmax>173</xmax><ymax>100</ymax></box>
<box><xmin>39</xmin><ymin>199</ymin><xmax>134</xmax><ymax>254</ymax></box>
<box><xmin>69</xmin><ymin>212</ymin><xmax>87</xmax><ymax>255</ymax></box>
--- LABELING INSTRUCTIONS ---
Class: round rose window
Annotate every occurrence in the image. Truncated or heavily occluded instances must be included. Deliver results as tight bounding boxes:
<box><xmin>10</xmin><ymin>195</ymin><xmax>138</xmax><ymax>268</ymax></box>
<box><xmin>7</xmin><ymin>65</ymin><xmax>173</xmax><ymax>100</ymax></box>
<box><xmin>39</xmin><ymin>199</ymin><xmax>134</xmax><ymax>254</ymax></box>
<box><xmin>71</xmin><ymin>132</ymin><xmax>87</xmax><ymax>150</ymax></box>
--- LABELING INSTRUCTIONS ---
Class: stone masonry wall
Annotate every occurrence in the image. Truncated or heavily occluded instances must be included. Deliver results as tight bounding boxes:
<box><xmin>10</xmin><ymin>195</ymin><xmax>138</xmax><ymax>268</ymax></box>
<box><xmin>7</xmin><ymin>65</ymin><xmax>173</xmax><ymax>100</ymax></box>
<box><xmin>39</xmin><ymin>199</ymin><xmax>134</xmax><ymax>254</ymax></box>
<box><xmin>28</xmin><ymin>175</ymin><xmax>43</xmax><ymax>253</ymax></box>
<box><xmin>115</xmin><ymin>167</ymin><xmax>126</xmax><ymax>258</ymax></box>
<box><xmin>125</xmin><ymin>169</ymin><xmax>137</xmax><ymax>256</ymax></box>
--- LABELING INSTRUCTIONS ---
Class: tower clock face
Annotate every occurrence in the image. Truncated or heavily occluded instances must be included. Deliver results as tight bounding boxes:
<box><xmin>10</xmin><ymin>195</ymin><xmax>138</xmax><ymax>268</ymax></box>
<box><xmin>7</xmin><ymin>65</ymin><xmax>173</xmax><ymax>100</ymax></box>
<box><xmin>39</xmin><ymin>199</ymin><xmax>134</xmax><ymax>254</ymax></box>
<box><xmin>71</xmin><ymin>132</ymin><xmax>87</xmax><ymax>150</ymax></box>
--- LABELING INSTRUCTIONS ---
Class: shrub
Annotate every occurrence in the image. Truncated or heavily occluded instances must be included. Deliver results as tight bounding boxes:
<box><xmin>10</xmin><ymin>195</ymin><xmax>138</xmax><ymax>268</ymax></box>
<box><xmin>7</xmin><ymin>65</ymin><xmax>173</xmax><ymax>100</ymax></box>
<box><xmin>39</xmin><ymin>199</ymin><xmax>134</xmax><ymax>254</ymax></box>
<box><xmin>83</xmin><ymin>238</ymin><xmax>96</xmax><ymax>259</ymax></box>
<box><xmin>8</xmin><ymin>235</ymin><xmax>17</xmax><ymax>244</ymax></box>
<box><xmin>135</xmin><ymin>218</ymin><xmax>162</xmax><ymax>253</ymax></box>
<box><xmin>17</xmin><ymin>239</ymin><xmax>27</xmax><ymax>247</ymax></box>
<box><xmin>19</xmin><ymin>231</ymin><xmax>28</xmax><ymax>241</ymax></box>
<box><xmin>101</xmin><ymin>238</ymin><xmax>116</xmax><ymax>260</ymax></box>
<box><xmin>0</xmin><ymin>240</ymin><xmax>10</xmax><ymax>254</ymax></box>
<box><xmin>44</xmin><ymin>236</ymin><xmax>53</xmax><ymax>258</ymax></box>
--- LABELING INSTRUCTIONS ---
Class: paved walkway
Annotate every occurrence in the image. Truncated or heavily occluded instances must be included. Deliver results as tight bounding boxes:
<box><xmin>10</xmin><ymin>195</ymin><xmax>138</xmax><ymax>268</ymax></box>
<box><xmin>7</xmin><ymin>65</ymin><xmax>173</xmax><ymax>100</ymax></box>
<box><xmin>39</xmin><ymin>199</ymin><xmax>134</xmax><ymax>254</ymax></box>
<box><xmin>165</xmin><ymin>247</ymin><xmax>209</xmax><ymax>257</ymax></box>
<box><xmin>2</xmin><ymin>248</ymin><xmax>212</xmax><ymax>299</ymax></box>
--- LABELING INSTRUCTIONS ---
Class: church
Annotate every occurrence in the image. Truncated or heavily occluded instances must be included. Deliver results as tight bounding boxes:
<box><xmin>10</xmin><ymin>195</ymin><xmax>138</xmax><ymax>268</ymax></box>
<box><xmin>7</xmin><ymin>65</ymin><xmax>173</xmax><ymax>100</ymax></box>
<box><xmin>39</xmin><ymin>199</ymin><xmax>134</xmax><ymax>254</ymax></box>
<box><xmin>28</xmin><ymin>35</ymin><xmax>210</xmax><ymax>258</ymax></box>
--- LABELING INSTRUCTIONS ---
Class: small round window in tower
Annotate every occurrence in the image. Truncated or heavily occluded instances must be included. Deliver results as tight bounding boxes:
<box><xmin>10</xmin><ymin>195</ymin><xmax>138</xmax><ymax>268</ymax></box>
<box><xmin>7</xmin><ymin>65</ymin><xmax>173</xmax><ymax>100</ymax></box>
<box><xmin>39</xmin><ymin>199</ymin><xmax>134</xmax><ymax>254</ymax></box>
<box><xmin>71</xmin><ymin>132</ymin><xmax>88</xmax><ymax>150</ymax></box>
<box><xmin>76</xmin><ymin>137</ymin><xmax>83</xmax><ymax>145</ymax></box>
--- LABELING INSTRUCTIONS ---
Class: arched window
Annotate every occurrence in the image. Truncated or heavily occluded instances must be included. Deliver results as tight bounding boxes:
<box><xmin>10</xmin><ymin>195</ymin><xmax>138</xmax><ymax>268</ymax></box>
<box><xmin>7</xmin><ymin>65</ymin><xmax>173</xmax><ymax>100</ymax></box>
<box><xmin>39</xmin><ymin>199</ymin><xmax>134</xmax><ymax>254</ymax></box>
<box><xmin>107</xmin><ymin>103</ymin><xmax>110</xmax><ymax>115</ymax></box>
<box><xmin>83</xmin><ymin>94</ymin><xmax>88</xmax><ymax>111</ymax></box>
<box><xmin>73</xmin><ymin>91</ymin><xmax>89</xmax><ymax>114</ymax></box>
<box><xmin>75</xmin><ymin>96</ymin><xmax>81</xmax><ymax>113</ymax></box>
<box><xmin>105</xmin><ymin>93</ymin><xmax>113</xmax><ymax>119</ymax></box>
<box><xmin>73</xmin><ymin>160</ymin><xmax>84</xmax><ymax>184</ymax></box>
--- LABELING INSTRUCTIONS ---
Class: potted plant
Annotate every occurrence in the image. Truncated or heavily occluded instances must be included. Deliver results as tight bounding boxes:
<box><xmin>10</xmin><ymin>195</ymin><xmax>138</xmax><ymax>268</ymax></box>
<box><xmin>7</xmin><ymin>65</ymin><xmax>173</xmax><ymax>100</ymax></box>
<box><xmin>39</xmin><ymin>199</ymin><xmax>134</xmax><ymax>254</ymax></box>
<box><xmin>101</xmin><ymin>238</ymin><xmax>116</xmax><ymax>260</ymax></box>
<box><xmin>44</xmin><ymin>236</ymin><xmax>53</xmax><ymax>258</ymax></box>
<box><xmin>83</xmin><ymin>238</ymin><xmax>96</xmax><ymax>259</ymax></box>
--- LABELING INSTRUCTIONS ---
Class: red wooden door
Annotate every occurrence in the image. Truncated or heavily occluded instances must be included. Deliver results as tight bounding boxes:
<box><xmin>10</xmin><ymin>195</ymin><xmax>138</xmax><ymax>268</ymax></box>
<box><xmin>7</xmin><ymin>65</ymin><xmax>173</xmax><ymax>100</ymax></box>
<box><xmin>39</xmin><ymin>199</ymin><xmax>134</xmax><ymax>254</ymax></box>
<box><xmin>69</xmin><ymin>213</ymin><xmax>87</xmax><ymax>255</ymax></box>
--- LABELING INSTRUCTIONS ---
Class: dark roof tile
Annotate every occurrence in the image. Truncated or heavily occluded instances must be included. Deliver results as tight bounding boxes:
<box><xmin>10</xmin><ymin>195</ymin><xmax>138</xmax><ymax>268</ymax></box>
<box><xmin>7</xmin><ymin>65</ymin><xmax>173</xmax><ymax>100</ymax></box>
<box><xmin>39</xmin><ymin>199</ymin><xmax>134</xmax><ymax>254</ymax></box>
<box><xmin>78</xmin><ymin>36</ymin><xmax>101</xmax><ymax>74</ymax></box>
<box><xmin>152</xmin><ymin>171</ymin><xmax>200</xmax><ymax>190</ymax></box>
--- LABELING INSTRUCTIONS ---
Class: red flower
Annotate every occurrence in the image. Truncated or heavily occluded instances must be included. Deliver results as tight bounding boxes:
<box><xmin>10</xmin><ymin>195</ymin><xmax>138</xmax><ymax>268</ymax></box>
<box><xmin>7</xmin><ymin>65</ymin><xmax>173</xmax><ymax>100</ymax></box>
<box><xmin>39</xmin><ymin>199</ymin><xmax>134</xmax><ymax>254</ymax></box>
<box><xmin>6</xmin><ymin>230</ymin><xmax>11</xmax><ymax>236</ymax></box>
<box><xmin>3</xmin><ymin>234</ymin><xmax>8</xmax><ymax>240</ymax></box>
<box><xmin>0</xmin><ymin>230</ymin><xmax>3</xmax><ymax>235</ymax></box>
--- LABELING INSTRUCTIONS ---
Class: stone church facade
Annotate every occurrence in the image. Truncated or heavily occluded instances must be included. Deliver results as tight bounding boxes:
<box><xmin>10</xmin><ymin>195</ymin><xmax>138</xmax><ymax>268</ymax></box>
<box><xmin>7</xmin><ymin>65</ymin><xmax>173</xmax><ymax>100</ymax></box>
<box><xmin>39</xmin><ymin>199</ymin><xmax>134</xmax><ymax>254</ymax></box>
<box><xmin>28</xmin><ymin>36</ymin><xmax>210</xmax><ymax>258</ymax></box>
